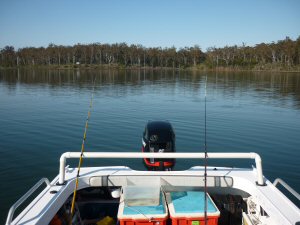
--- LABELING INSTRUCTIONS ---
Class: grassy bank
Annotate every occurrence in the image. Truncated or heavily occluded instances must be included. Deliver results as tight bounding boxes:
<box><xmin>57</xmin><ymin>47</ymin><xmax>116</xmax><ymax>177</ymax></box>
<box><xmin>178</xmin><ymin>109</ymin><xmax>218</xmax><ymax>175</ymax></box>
<box><xmin>1</xmin><ymin>63</ymin><xmax>300</xmax><ymax>72</ymax></box>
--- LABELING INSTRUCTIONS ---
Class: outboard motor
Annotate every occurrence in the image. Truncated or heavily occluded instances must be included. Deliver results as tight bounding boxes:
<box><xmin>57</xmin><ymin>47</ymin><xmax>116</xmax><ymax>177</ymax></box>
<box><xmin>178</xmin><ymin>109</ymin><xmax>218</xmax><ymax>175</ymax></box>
<box><xmin>142</xmin><ymin>121</ymin><xmax>176</xmax><ymax>171</ymax></box>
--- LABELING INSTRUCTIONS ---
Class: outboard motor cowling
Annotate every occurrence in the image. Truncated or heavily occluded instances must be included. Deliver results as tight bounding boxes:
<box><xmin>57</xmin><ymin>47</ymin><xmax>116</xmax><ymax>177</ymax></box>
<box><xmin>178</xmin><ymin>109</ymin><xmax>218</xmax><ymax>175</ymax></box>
<box><xmin>142</xmin><ymin>121</ymin><xmax>176</xmax><ymax>171</ymax></box>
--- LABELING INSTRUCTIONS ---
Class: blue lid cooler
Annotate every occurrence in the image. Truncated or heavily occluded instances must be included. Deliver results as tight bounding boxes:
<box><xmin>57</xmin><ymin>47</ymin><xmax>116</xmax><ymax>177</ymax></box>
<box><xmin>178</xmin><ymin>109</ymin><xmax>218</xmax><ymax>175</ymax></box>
<box><xmin>166</xmin><ymin>191</ymin><xmax>220</xmax><ymax>225</ymax></box>
<box><xmin>118</xmin><ymin>187</ymin><xmax>168</xmax><ymax>225</ymax></box>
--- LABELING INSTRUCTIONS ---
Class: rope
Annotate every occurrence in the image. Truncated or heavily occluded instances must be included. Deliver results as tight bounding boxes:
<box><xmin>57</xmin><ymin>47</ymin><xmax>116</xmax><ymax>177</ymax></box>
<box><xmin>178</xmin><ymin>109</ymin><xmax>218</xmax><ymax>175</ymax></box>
<box><xmin>69</xmin><ymin>76</ymin><xmax>97</xmax><ymax>223</ymax></box>
<box><xmin>204</xmin><ymin>75</ymin><xmax>208</xmax><ymax>225</ymax></box>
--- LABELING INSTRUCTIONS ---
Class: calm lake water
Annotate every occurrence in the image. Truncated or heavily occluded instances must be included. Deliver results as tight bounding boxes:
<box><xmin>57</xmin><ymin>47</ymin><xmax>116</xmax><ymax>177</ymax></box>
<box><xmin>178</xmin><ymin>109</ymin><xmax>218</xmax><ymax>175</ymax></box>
<box><xmin>0</xmin><ymin>69</ymin><xmax>300</xmax><ymax>222</ymax></box>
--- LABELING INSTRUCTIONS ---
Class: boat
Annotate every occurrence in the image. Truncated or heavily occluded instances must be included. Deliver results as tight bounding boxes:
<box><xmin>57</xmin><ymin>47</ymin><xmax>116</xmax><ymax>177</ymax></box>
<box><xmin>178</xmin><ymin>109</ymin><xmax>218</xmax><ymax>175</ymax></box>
<box><xmin>5</xmin><ymin>121</ymin><xmax>300</xmax><ymax>225</ymax></box>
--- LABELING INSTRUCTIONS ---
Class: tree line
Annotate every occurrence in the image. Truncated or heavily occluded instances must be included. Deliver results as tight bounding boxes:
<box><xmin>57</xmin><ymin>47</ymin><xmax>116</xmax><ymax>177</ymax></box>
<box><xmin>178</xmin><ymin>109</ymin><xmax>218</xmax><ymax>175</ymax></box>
<box><xmin>1</xmin><ymin>36</ymin><xmax>300</xmax><ymax>70</ymax></box>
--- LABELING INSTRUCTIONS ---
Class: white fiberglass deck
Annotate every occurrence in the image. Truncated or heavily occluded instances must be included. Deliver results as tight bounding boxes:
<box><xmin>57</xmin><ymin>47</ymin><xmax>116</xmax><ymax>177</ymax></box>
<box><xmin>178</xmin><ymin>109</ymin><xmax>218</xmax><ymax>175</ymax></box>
<box><xmin>7</xmin><ymin>152</ymin><xmax>300</xmax><ymax>225</ymax></box>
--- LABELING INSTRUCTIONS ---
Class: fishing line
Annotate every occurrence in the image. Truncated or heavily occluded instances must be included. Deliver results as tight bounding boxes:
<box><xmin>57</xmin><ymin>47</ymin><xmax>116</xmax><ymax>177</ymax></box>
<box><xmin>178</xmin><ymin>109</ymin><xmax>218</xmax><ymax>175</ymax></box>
<box><xmin>204</xmin><ymin>75</ymin><xmax>208</xmax><ymax>225</ymax></box>
<box><xmin>70</xmin><ymin>76</ymin><xmax>97</xmax><ymax>223</ymax></box>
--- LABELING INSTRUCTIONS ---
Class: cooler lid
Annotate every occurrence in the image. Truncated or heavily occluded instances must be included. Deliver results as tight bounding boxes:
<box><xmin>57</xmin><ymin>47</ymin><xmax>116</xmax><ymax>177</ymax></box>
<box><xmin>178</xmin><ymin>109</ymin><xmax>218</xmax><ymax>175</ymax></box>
<box><xmin>123</xmin><ymin>199</ymin><xmax>166</xmax><ymax>216</ymax></box>
<box><xmin>118</xmin><ymin>193</ymin><xmax>168</xmax><ymax>219</ymax></box>
<box><xmin>167</xmin><ymin>191</ymin><xmax>220</xmax><ymax>217</ymax></box>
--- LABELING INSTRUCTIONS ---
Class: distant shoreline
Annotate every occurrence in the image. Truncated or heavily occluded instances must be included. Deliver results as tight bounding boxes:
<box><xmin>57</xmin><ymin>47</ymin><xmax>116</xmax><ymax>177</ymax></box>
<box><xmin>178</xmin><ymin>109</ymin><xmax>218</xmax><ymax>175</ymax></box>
<box><xmin>2</xmin><ymin>37</ymin><xmax>300</xmax><ymax>73</ymax></box>
<box><xmin>1</xmin><ymin>64</ymin><xmax>300</xmax><ymax>73</ymax></box>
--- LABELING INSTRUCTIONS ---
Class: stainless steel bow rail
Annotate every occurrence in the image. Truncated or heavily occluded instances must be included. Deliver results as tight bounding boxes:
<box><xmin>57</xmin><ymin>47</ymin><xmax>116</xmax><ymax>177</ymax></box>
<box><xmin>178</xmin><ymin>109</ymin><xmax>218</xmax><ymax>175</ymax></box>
<box><xmin>6</xmin><ymin>178</ymin><xmax>51</xmax><ymax>225</ymax></box>
<box><xmin>58</xmin><ymin>152</ymin><xmax>264</xmax><ymax>185</ymax></box>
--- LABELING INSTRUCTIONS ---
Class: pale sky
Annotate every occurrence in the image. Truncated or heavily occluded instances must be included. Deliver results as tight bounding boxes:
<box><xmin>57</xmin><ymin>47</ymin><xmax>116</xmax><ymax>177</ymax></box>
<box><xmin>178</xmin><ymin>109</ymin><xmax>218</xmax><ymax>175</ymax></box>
<box><xmin>0</xmin><ymin>0</ymin><xmax>299</xmax><ymax>51</ymax></box>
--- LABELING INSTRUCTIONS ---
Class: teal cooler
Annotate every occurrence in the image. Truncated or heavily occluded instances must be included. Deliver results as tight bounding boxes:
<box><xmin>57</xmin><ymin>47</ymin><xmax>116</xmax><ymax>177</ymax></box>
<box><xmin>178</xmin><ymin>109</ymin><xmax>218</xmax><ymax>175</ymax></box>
<box><xmin>166</xmin><ymin>191</ymin><xmax>220</xmax><ymax>225</ymax></box>
<box><xmin>118</xmin><ymin>192</ymin><xmax>168</xmax><ymax>225</ymax></box>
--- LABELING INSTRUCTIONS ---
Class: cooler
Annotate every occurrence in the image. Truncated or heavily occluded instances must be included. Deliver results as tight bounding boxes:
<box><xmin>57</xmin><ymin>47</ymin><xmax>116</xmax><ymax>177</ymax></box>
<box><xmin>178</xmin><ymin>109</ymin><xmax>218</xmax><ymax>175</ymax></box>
<box><xmin>118</xmin><ymin>187</ymin><xmax>168</xmax><ymax>225</ymax></box>
<box><xmin>166</xmin><ymin>191</ymin><xmax>220</xmax><ymax>225</ymax></box>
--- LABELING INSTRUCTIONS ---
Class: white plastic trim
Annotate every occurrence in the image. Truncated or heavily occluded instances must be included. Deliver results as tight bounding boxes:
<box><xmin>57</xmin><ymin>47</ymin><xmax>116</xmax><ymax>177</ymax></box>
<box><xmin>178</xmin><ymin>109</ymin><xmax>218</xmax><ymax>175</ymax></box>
<box><xmin>58</xmin><ymin>152</ymin><xmax>264</xmax><ymax>185</ymax></box>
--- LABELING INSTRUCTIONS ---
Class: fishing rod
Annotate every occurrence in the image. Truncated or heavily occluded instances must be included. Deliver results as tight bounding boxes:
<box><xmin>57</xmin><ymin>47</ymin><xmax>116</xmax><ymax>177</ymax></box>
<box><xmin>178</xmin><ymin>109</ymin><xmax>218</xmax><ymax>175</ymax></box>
<box><xmin>70</xmin><ymin>76</ymin><xmax>97</xmax><ymax>223</ymax></box>
<box><xmin>204</xmin><ymin>75</ymin><xmax>208</xmax><ymax>225</ymax></box>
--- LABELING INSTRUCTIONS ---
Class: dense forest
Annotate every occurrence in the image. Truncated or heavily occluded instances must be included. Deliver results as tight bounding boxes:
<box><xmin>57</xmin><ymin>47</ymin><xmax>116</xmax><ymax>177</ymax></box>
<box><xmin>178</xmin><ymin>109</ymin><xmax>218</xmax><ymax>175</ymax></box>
<box><xmin>1</xmin><ymin>36</ymin><xmax>300</xmax><ymax>70</ymax></box>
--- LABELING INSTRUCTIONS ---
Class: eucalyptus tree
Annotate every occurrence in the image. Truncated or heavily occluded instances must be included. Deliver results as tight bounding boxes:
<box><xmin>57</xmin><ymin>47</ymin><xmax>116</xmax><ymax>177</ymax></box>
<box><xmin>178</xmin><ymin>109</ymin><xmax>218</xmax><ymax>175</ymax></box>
<box><xmin>1</xmin><ymin>36</ymin><xmax>300</xmax><ymax>69</ymax></box>
<box><xmin>0</xmin><ymin>46</ymin><xmax>16</xmax><ymax>67</ymax></box>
